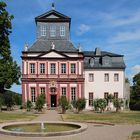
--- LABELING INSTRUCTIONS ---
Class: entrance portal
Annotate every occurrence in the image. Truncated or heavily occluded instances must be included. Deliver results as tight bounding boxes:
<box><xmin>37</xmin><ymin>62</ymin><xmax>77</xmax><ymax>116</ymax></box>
<box><xmin>51</xmin><ymin>95</ymin><xmax>57</xmax><ymax>107</ymax></box>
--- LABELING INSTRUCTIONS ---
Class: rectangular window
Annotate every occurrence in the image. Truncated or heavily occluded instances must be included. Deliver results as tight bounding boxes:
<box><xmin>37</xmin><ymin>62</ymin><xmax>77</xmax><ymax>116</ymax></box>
<box><xmin>40</xmin><ymin>87</ymin><xmax>45</xmax><ymax>94</ymax></box>
<box><xmin>41</xmin><ymin>24</ymin><xmax>46</xmax><ymax>36</ymax></box>
<box><xmin>89</xmin><ymin>74</ymin><xmax>94</xmax><ymax>82</ymax></box>
<box><xmin>31</xmin><ymin>87</ymin><xmax>36</xmax><ymax>102</ymax></box>
<box><xmin>71</xmin><ymin>88</ymin><xmax>76</xmax><ymax>101</ymax></box>
<box><xmin>61</xmin><ymin>64</ymin><xmax>66</xmax><ymax>74</ymax></box>
<box><xmin>30</xmin><ymin>63</ymin><xmax>35</xmax><ymax>74</ymax></box>
<box><xmin>40</xmin><ymin>63</ymin><xmax>45</xmax><ymax>74</ymax></box>
<box><xmin>114</xmin><ymin>73</ymin><xmax>119</xmax><ymax>81</ymax></box>
<box><xmin>60</xmin><ymin>26</ymin><xmax>65</xmax><ymax>36</ymax></box>
<box><xmin>50</xmin><ymin>26</ymin><xmax>56</xmax><ymax>37</ymax></box>
<box><xmin>61</xmin><ymin>88</ymin><xmax>66</xmax><ymax>96</ymax></box>
<box><xmin>71</xmin><ymin>64</ymin><xmax>76</xmax><ymax>74</ymax></box>
<box><xmin>114</xmin><ymin>92</ymin><xmax>118</xmax><ymax>98</ymax></box>
<box><xmin>104</xmin><ymin>92</ymin><xmax>109</xmax><ymax>99</ymax></box>
<box><xmin>89</xmin><ymin>92</ymin><xmax>93</xmax><ymax>106</ymax></box>
<box><xmin>50</xmin><ymin>64</ymin><xmax>56</xmax><ymax>74</ymax></box>
<box><xmin>104</xmin><ymin>73</ymin><xmax>109</xmax><ymax>82</ymax></box>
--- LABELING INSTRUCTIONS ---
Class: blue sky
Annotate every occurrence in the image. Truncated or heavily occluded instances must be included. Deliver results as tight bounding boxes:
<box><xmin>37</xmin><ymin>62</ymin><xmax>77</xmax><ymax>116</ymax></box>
<box><xmin>4</xmin><ymin>0</ymin><xmax>140</xmax><ymax>93</ymax></box>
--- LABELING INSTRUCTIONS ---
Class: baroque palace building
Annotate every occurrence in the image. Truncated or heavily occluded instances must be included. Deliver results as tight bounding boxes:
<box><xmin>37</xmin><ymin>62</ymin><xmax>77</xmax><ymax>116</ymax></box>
<box><xmin>22</xmin><ymin>6</ymin><xmax>126</xmax><ymax>109</ymax></box>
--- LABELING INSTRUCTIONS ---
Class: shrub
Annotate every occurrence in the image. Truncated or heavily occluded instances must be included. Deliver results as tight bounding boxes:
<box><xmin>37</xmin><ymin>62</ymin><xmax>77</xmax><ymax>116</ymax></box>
<box><xmin>35</xmin><ymin>93</ymin><xmax>46</xmax><ymax>112</ymax></box>
<box><xmin>59</xmin><ymin>96</ymin><xmax>69</xmax><ymax>114</ymax></box>
<box><xmin>113</xmin><ymin>98</ymin><xmax>124</xmax><ymax>112</ymax></box>
<box><xmin>71</xmin><ymin>98</ymin><xmax>86</xmax><ymax>113</ymax></box>
<box><xmin>0</xmin><ymin>95</ymin><xmax>4</xmax><ymax>111</ymax></box>
<box><xmin>93</xmin><ymin>99</ymin><xmax>107</xmax><ymax>113</ymax></box>
<box><xmin>76</xmin><ymin>98</ymin><xmax>86</xmax><ymax>113</ymax></box>
<box><xmin>26</xmin><ymin>100</ymin><xmax>32</xmax><ymax>112</ymax></box>
<box><xmin>93</xmin><ymin>99</ymin><xmax>99</xmax><ymax>111</ymax></box>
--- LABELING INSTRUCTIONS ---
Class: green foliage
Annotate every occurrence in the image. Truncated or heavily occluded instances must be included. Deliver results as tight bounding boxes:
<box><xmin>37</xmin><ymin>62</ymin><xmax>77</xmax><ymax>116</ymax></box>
<box><xmin>75</xmin><ymin>98</ymin><xmax>86</xmax><ymax>113</ymax></box>
<box><xmin>97</xmin><ymin>99</ymin><xmax>107</xmax><ymax>113</ymax></box>
<box><xmin>113</xmin><ymin>98</ymin><xmax>123</xmax><ymax>112</ymax></box>
<box><xmin>0</xmin><ymin>94</ymin><xmax>3</xmax><ymax>111</ymax></box>
<box><xmin>71</xmin><ymin>98</ymin><xmax>86</xmax><ymax>113</ymax></box>
<box><xmin>93</xmin><ymin>99</ymin><xmax>99</xmax><ymax>111</ymax></box>
<box><xmin>59</xmin><ymin>96</ymin><xmax>69</xmax><ymax>114</ymax></box>
<box><xmin>93</xmin><ymin>99</ymin><xmax>107</xmax><ymax>113</ymax></box>
<box><xmin>0</xmin><ymin>1</ymin><xmax>21</xmax><ymax>93</ymax></box>
<box><xmin>26</xmin><ymin>100</ymin><xmax>32</xmax><ymax>112</ymax></box>
<box><xmin>35</xmin><ymin>93</ymin><xmax>46</xmax><ymax>112</ymax></box>
<box><xmin>130</xmin><ymin>72</ymin><xmax>140</xmax><ymax>110</ymax></box>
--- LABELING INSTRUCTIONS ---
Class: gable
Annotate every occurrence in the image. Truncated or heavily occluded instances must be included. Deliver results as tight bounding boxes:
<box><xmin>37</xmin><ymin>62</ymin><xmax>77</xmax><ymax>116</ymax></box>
<box><xmin>40</xmin><ymin>51</ymin><xmax>66</xmax><ymax>58</ymax></box>
<box><xmin>47</xmin><ymin>14</ymin><xmax>59</xmax><ymax>19</ymax></box>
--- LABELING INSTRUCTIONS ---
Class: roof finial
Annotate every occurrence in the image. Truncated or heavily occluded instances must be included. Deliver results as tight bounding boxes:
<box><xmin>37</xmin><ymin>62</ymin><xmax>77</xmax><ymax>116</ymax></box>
<box><xmin>52</xmin><ymin>2</ymin><xmax>55</xmax><ymax>10</ymax></box>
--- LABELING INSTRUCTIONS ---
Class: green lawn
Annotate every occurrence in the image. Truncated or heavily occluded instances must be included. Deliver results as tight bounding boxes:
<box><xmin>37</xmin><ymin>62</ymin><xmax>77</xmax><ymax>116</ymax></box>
<box><xmin>0</xmin><ymin>111</ymin><xmax>38</xmax><ymax>123</ymax></box>
<box><xmin>62</xmin><ymin>111</ymin><xmax>140</xmax><ymax>124</ymax></box>
<box><xmin>129</xmin><ymin>131</ymin><xmax>140</xmax><ymax>140</ymax></box>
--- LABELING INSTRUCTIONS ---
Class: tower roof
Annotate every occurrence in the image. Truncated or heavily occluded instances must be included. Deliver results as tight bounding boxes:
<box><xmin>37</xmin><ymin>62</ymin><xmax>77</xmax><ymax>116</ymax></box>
<box><xmin>35</xmin><ymin>10</ymin><xmax>71</xmax><ymax>23</ymax></box>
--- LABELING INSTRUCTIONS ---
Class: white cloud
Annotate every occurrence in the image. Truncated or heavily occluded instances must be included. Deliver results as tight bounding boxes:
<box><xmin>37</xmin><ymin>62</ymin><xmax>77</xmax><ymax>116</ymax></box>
<box><xmin>131</xmin><ymin>65</ymin><xmax>140</xmax><ymax>75</ymax></box>
<box><xmin>76</xmin><ymin>24</ymin><xmax>91</xmax><ymax>35</ymax></box>
<box><xmin>109</xmin><ymin>29</ymin><xmax>140</xmax><ymax>43</ymax></box>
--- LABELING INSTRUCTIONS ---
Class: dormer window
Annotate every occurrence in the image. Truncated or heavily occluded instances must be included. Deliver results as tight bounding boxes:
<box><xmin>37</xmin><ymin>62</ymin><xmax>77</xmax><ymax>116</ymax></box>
<box><xmin>40</xmin><ymin>24</ymin><xmax>46</xmax><ymax>36</ymax></box>
<box><xmin>50</xmin><ymin>26</ymin><xmax>56</xmax><ymax>37</ymax></box>
<box><xmin>60</xmin><ymin>26</ymin><xmax>65</xmax><ymax>37</ymax></box>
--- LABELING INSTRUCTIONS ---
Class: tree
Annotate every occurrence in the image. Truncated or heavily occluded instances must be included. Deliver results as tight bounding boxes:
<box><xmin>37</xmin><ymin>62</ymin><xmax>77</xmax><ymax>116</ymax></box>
<box><xmin>26</xmin><ymin>100</ymin><xmax>32</xmax><ymax>112</ymax></box>
<box><xmin>93</xmin><ymin>99</ymin><xmax>99</xmax><ymax>111</ymax></box>
<box><xmin>59</xmin><ymin>96</ymin><xmax>69</xmax><ymax>114</ymax></box>
<box><xmin>113</xmin><ymin>98</ymin><xmax>123</xmax><ymax>112</ymax></box>
<box><xmin>0</xmin><ymin>1</ymin><xmax>21</xmax><ymax>94</ymax></box>
<box><xmin>93</xmin><ymin>99</ymin><xmax>107</xmax><ymax>113</ymax></box>
<box><xmin>97</xmin><ymin>99</ymin><xmax>107</xmax><ymax>113</ymax></box>
<box><xmin>0</xmin><ymin>94</ymin><xmax>3</xmax><ymax>111</ymax></box>
<box><xmin>130</xmin><ymin>72</ymin><xmax>140</xmax><ymax>110</ymax></box>
<box><xmin>35</xmin><ymin>93</ymin><xmax>46</xmax><ymax>112</ymax></box>
<box><xmin>3</xmin><ymin>91</ymin><xmax>15</xmax><ymax>110</ymax></box>
<box><xmin>75</xmin><ymin>98</ymin><xmax>86</xmax><ymax>113</ymax></box>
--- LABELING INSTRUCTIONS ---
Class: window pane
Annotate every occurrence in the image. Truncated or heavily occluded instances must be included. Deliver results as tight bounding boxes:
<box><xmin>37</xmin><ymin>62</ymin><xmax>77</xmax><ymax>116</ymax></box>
<box><xmin>114</xmin><ymin>73</ymin><xmax>119</xmax><ymax>81</ymax></box>
<box><xmin>30</xmin><ymin>63</ymin><xmax>35</xmax><ymax>74</ymax></box>
<box><xmin>61</xmin><ymin>64</ymin><xmax>66</xmax><ymax>74</ymax></box>
<box><xmin>41</xmin><ymin>25</ymin><xmax>46</xmax><ymax>36</ymax></box>
<box><xmin>114</xmin><ymin>92</ymin><xmax>118</xmax><ymax>98</ymax></box>
<box><xmin>89</xmin><ymin>92</ymin><xmax>93</xmax><ymax>106</ymax></box>
<box><xmin>104</xmin><ymin>73</ymin><xmax>109</xmax><ymax>82</ymax></box>
<box><xmin>50</xmin><ymin>26</ymin><xmax>56</xmax><ymax>37</ymax></box>
<box><xmin>31</xmin><ymin>88</ymin><xmax>36</xmax><ymax>102</ymax></box>
<box><xmin>62</xmin><ymin>88</ymin><xmax>66</xmax><ymax>96</ymax></box>
<box><xmin>40</xmin><ymin>88</ymin><xmax>45</xmax><ymax>94</ymax></box>
<box><xmin>89</xmin><ymin>74</ymin><xmax>94</xmax><ymax>82</ymax></box>
<box><xmin>104</xmin><ymin>92</ymin><xmax>109</xmax><ymax>99</ymax></box>
<box><xmin>60</xmin><ymin>26</ymin><xmax>65</xmax><ymax>36</ymax></box>
<box><xmin>71</xmin><ymin>64</ymin><xmax>76</xmax><ymax>74</ymax></box>
<box><xmin>71</xmin><ymin>88</ymin><xmax>76</xmax><ymax>101</ymax></box>
<box><xmin>40</xmin><ymin>63</ymin><xmax>45</xmax><ymax>74</ymax></box>
<box><xmin>51</xmin><ymin>64</ymin><xmax>56</xmax><ymax>74</ymax></box>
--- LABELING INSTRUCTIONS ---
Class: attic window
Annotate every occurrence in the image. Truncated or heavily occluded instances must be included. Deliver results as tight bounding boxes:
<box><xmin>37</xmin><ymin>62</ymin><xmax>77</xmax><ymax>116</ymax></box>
<box><xmin>89</xmin><ymin>58</ymin><xmax>94</xmax><ymax>67</ymax></box>
<box><xmin>50</xmin><ymin>26</ymin><xmax>56</xmax><ymax>37</ymax></box>
<box><xmin>60</xmin><ymin>26</ymin><xmax>65</xmax><ymax>37</ymax></box>
<box><xmin>41</xmin><ymin>24</ymin><xmax>46</xmax><ymax>36</ymax></box>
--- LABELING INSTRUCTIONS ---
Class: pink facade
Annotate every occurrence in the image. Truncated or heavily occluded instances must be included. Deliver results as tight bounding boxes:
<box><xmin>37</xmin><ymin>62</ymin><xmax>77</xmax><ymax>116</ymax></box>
<box><xmin>22</xmin><ymin>54</ymin><xmax>84</xmax><ymax>108</ymax></box>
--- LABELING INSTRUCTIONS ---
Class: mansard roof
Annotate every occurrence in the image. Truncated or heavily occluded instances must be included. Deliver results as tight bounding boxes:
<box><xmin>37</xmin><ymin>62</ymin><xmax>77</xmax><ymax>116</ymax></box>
<box><xmin>84</xmin><ymin>51</ymin><xmax>123</xmax><ymax>57</ymax></box>
<box><xmin>35</xmin><ymin>10</ymin><xmax>71</xmax><ymax>23</ymax></box>
<box><xmin>27</xmin><ymin>39</ymin><xmax>78</xmax><ymax>53</ymax></box>
<box><xmin>83</xmin><ymin>50</ymin><xmax>126</xmax><ymax>69</ymax></box>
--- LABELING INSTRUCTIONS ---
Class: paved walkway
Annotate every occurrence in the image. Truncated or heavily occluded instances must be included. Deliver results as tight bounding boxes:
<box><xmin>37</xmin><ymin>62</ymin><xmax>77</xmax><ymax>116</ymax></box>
<box><xmin>32</xmin><ymin>110</ymin><xmax>62</xmax><ymax>121</ymax></box>
<box><xmin>0</xmin><ymin>110</ymin><xmax>140</xmax><ymax>140</ymax></box>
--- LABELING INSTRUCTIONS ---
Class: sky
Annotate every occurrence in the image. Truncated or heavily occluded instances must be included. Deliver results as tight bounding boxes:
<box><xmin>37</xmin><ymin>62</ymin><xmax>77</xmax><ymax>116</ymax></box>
<box><xmin>3</xmin><ymin>0</ymin><xmax>140</xmax><ymax>93</ymax></box>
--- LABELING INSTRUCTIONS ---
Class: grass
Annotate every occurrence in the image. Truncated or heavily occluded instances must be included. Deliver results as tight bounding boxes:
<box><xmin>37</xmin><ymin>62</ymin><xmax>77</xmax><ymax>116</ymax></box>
<box><xmin>0</xmin><ymin>111</ymin><xmax>38</xmax><ymax>123</ymax></box>
<box><xmin>129</xmin><ymin>131</ymin><xmax>140</xmax><ymax>140</ymax></box>
<box><xmin>62</xmin><ymin>111</ymin><xmax>140</xmax><ymax>124</ymax></box>
<box><xmin>5</xmin><ymin>123</ymin><xmax>80</xmax><ymax>132</ymax></box>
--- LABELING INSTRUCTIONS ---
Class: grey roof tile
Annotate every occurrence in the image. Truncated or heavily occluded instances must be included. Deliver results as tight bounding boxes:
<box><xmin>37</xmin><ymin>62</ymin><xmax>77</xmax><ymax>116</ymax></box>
<box><xmin>27</xmin><ymin>39</ymin><xmax>78</xmax><ymax>52</ymax></box>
